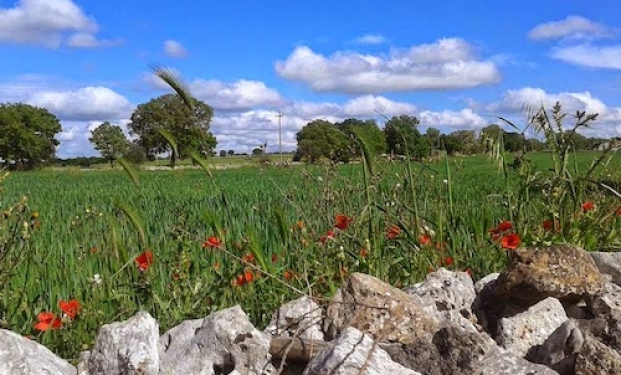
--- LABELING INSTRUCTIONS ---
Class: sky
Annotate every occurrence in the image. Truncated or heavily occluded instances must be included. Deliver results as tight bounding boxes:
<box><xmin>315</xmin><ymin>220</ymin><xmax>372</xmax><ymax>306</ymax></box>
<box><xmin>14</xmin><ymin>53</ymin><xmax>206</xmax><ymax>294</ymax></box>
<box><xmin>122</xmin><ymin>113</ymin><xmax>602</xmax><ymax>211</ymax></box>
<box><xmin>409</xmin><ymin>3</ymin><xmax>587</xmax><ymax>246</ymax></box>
<box><xmin>1</xmin><ymin>0</ymin><xmax>620</xmax><ymax>158</ymax></box>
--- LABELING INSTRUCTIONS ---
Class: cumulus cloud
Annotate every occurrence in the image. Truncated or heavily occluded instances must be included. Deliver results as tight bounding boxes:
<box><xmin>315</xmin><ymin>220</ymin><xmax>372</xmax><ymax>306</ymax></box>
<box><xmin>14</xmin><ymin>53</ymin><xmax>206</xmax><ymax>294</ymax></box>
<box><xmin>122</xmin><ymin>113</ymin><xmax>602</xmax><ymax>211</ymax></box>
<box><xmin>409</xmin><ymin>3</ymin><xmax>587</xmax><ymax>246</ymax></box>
<box><xmin>528</xmin><ymin>16</ymin><xmax>614</xmax><ymax>41</ymax></box>
<box><xmin>485</xmin><ymin>87</ymin><xmax>621</xmax><ymax>138</ymax></box>
<box><xmin>66</xmin><ymin>32</ymin><xmax>123</xmax><ymax>48</ymax></box>
<box><xmin>163</xmin><ymin>40</ymin><xmax>188</xmax><ymax>58</ymax></box>
<box><xmin>27</xmin><ymin>87</ymin><xmax>135</xmax><ymax>122</ymax></box>
<box><xmin>0</xmin><ymin>0</ymin><xmax>114</xmax><ymax>48</ymax></box>
<box><xmin>353</xmin><ymin>34</ymin><xmax>388</xmax><ymax>45</ymax></box>
<box><xmin>550</xmin><ymin>44</ymin><xmax>621</xmax><ymax>69</ymax></box>
<box><xmin>274</xmin><ymin>38</ymin><xmax>501</xmax><ymax>94</ymax></box>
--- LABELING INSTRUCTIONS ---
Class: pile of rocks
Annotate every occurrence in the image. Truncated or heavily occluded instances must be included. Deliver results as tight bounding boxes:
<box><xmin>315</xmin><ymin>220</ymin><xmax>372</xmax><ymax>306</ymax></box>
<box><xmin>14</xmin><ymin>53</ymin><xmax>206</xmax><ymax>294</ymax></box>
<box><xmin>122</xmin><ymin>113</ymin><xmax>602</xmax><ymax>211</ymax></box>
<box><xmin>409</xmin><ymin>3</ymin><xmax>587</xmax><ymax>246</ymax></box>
<box><xmin>3</xmin><ymin>244</ymin><xmax>621</xmax><ymax>375</ymax></box>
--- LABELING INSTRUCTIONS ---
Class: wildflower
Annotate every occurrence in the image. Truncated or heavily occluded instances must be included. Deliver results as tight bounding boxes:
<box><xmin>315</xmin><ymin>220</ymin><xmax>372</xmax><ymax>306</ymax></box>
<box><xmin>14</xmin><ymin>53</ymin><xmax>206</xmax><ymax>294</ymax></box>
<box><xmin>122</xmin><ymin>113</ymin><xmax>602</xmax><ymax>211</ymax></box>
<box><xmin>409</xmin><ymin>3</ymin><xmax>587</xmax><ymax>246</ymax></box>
<box><xmin>501</xmin><ymin>233</ymin><xmax>521</xmax><ymax>250</ymax></box>
<box><xmin>243</xmin><ymin>253</ymin><xmax>255</xmax><ymax>263</ymax></box>
<box><xmin>319</xmin><ymin>230</ymin><xmax>335</xmax><ymax>244</ymax></box>
<box><xmin>582</xmin><ymin>201</ymin><xmax>594</xmax><ymax>212</ymax></box>
<box><xmin>244</xmin><ymin>270</ymin><xmax>254</xmax><ymax>283</ymax></box>
<box><xmin>334</xmin><ymin>214</ymin><xmax>353</xmax><ymax>231</ymax></box>
<box><xmin>419</xmin><ymin>235</ymin><xmax>431</xmax><ymax>246</ymax></box>
<box><xmin>203</xmin><ymin>236</ymin><xmax>222</xmax><ymax>248</ymax></box>
<box><xmin>497</xmin><ymin>220</ymin><xmax>513</xmax><ymax>232</ymax></box>
<box><xmin>359</xmin><ymin>248</ymin><xmax>368</xmax><ymax>258</ymax></box>
<box><xmin>284</xmin><ymin>270</ymin><xmax>294</xmax><ymax>281</ymax></box>
<box><xmin>34</xmin><ymin>312</ymin><xmax>62</xmax><ymax>332</ymax></box>
<box><xmin>271</xmin><ymin>253</ymin><xmax>278</xmax><ymax>263</ymax></box>
<box><xmin>58</xmin><ymin>299</ymin><xmax>81</xmax><ymax>320</ymax></box>
<box><xmin>90</xmin><ymin>273</ymin><xmax>102</xmax><ymax>285</ymax></box>
<box><xmin>542</xmin><ymin>220</ymin><xmax>553</xmax><ymax>232</ymax></box>
<box><xmin>295</xmin><ymin>220</ymin><xmax>304</xmax><ymax>230</ymax></box>
<box><xmin>616</xmin><ymin>207</ymin><xmax>621</xmax><ymax>217</ymax></box>
<box><xmin>234</xmin><ymin>274</ymin><xmax>246</xmax><ymax>287</ymax></box>
<box><xmin>213</xmin><ymin>262</ymin><xmax>220</xmax><ymax>270</ymax></box>
<box><xmin>386</xmin><ymin>225</ymin><xmax>400</xmax><ymax>239</ymax></box>
<box><xmin>89</xmin><ymin>247</ymin><xmax>97</xmax><ymax>254</ymax></box>
<box><xmin>135</xmin><ymin>250</ymin><xmax>154</xmax><ymax>272</ymax></box>
<box><xmin>443</xmin><ymin>256</ymin><xmax>454</xmax><ymax>266</ymax></box>
<box><xmin>488</xmin><ymin>227</ymin><xmax>501</xmax><ymax>242</ymax></box>
<box><xmin>465</xmin><ymin>268</ymin><xmax>473</xmax><ymax>277</ymax></box>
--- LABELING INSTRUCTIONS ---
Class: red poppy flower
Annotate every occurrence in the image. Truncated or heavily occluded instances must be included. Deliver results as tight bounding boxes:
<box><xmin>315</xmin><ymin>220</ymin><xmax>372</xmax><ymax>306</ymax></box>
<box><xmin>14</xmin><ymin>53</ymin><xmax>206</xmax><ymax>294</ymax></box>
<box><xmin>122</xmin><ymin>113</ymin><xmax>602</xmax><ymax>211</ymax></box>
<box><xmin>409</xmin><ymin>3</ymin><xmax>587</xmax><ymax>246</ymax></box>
<box><xmin>542</xmin><ymin>220</ymin><xmax>553</xmax><ymax>231</ymax></box>
<box><xmin>501</xmin><ymin>233</ymin><xmax>521</xmax><ymax>250</ymax></box>
<box><xmin>443</xmin><ymin>256</ymin><xmax>454</xmax><ymax>266</ymax></box>
<box><xmin>319</xmin><ymin>230</ymin><xmax>335</xmax><ymax>243</ymax></box>
<box><xmin>243</xmin><ymin>253</ymin><xmax>255</xmax><ymax>263</ymax></box>
<box><xmin>334</xmin><ymin>214</ymin><xmax>353</xmax><ymax>230</ymax></box>
<box><xmin>582</xmin><ymin>201</ymin><xmax>594</xmax><ymax>212</ymax></box>
<box><xmin>284</xmin><ymin>270</ymin><xmax>294</xmax><ymax>281</ymax></box>
<box><xmin>244</xmin><ymin>270</ymin><xmax>254</xmax><ymax>283</ymax></box>
<box><xmin>34</xmin><ymin>312</ymin><xmax>62</xmax><ymax>332</ymax></box>
<box><xmin>419</xmin><ymin>235</ymin><xmax>431</xmax><ymax>246</ymax></box>
<box><xmin>203</xmin><ymin>236</ymin><xmax>222</xmax><ymax>248</ymax></box>
<box><xmin>271</xmin><ymin>253</ymin><xmax>278</xmax><ymax>263</ymax></box>
<box><xmin>488</xmin><ymin>227</ymin><xmax>501</xmax><ymax>242</ymax></box>
<box><xmin>386</xmin><ymin>225</ymin><xmax>400</xmax><ymax>239</ymax></box>
<box><xmin>497</xmin><ymin>220</ymin><xmax>513</xmax><ymax>231</ymax></box>
<box><xmin>58</xmin><ymin>299</ymin><xmax>81</xmax><ymax>320</ymax></box>
<box><xmin>135</xmin><ymin>250</ymin><xmax>154</xmax><ymax>272</ymax></box>
<box><xmin>359</xmin><ymin>248</ymin><xmax>368</xmax><ymax>258</ymax></box>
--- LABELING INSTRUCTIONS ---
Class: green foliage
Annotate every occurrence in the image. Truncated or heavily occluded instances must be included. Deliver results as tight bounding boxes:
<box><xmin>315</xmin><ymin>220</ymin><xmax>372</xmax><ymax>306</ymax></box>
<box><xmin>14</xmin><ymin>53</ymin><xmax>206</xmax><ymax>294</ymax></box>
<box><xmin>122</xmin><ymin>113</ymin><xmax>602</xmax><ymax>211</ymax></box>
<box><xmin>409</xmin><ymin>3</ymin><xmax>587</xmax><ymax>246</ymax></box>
<box><xmin>336</xmin><ymin>118</ymin><xmax>387</xmax><ymax>158</ymax></box>
<box><xmin>123</xmin><ymin>143</ymin><xmax>147</xmax><ymax>165</ymax></box>
<box><xmin>0</xmin><ymin>103</ymin><xmax>62</xmax><ymax>170</ymax></box>
<box><xmin>127</xmin><ymin>94</ymin><xmax>217</xmax><ymax>167</ymax></box>
<box><xmin>89</xmin><ymin>122</ymin><xmax>130</xmax><ymax>166</ymax></box>
<box><xmin>294</xmin><ymin>120</ymin><xmax>350</xmax><ymax>163</ymax></box>
<box><xmin>384</xmin><ymin>115</ymin><xmax>426</xmax><ymax>158</ymax></box>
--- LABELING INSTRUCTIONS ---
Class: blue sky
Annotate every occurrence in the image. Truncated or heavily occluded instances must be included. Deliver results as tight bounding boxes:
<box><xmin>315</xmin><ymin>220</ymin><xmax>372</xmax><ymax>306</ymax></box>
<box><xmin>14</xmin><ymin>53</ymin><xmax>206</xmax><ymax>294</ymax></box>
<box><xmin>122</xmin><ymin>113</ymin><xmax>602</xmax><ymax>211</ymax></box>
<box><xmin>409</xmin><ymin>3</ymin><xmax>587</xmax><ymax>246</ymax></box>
<box><xmin>1</xmin><ymin>0</ymin><xmax>620</xmax><ymax>157</ymax></box>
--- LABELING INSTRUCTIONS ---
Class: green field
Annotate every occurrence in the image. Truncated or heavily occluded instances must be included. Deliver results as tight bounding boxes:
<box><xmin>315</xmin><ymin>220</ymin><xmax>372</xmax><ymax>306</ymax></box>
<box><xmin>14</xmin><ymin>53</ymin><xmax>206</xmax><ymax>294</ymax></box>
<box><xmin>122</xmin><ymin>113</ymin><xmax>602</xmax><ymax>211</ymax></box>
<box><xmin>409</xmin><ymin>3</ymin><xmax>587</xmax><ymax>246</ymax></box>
<box><xmin>1</xmin><ymin>150</ymin><xmax>620</xmax><ymax>361</ymax></box>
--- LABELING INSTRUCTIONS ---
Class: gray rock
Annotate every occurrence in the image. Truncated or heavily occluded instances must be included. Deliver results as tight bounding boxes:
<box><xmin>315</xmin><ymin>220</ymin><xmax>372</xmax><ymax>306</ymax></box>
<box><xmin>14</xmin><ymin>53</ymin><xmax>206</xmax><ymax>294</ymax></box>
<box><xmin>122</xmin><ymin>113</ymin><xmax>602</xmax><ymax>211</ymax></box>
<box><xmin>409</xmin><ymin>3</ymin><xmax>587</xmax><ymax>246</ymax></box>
<box><xmin>474</xmin><ymin>349</ymin><xmax>560</xmax><ymax>375</ymax></box>
<box><xmin>159</xmin><ymin>305</ymin><xmax>274</xmax><ymax>375</ymax></box>
<box><xmin>496</xmin><ymin>297</ymin><xmax>568</xmax><ymax>357</ymax></box>
<box><xmin>590</xmin><ymin>252</ymin><xmax>621</xmax><ymax>286</ymax></box>
<box><xmin>475</xmin><ymin>273</ymin><xmax>500</xmax><ymax>295</ymax></box>
<box><xmin>0</xmin><ymin>329</ymin><xmax>76</xmax><ymax>375</ymax></box>
<box><xmin>586</xmin><ymin>281</ymin><xmax>621</xmax><ymax>317</ymax></box>
<box><xmin>303</xmin><ymin>327</ymin><xmax>422</xmax><ymax>375</ymax></box>
<box><xmin>529</xmin><ymin>320</ymin><xmax>583</xmax><ymax>375</ymax></box>
<box><xmin>264</xmin><ymin>296</ymin><xmax>324</xmax><ymax>341</ymax></box>
<box><xmin>80</xmin><ymin>310</ymin><xmax>159</xmax><ymax>375</ymax></box>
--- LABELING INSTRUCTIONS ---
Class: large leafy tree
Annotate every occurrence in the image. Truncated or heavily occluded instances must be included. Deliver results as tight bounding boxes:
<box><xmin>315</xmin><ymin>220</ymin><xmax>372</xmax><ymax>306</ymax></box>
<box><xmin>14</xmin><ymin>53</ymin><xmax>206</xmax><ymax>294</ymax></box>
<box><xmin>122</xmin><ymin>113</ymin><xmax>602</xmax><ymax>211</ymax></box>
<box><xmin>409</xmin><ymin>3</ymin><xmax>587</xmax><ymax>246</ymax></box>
<box><xmin>294</xmin><ymin>120</ymin><xmax>349</xmax><ymax>163</ymax></box>
<box><xmin>127</xmin><ymin>93</ymin><xmax>217</xmax><ymax>167</ymax></box>
<box><xmin>0</xmin><ymin>103</ymin><xmax>62</xmax><ymax>170</ymax></box>
<box><xmin>383</xmin><ymin>115</ymin><xmax>429</xmax><ymax>159</ymax></box>
<box><xmin>89</xmin><ymin>121</ymin><xmax>130</xmax><ymax>166</ymax></box>
<box><xmin>336</xmin><ymin>118</ymin><xmax>387</xmax><ymax>159</ymax></box>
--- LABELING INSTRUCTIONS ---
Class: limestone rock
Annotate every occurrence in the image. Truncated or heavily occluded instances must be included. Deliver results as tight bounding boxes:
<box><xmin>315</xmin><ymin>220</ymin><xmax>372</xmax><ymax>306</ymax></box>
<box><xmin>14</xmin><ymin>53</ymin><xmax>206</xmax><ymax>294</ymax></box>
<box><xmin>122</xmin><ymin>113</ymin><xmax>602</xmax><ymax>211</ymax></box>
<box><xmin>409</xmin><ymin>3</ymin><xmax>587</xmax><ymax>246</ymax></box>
<box><xmin>265</xmin><ymin>296</ymin><xmax>324</xmax><ymax>341</ymax></box>
<box><xmin>81</xmin><ymin>310</ymin><xmax>159</xmax><ymax>375</ymax></box>
<box><xmin>324</xmin><ymin>272</ymin><xmax>438</xmax><ymax>344</ymax></box>
<box><xmin>159</xmin><ymin>305</ymin><xmax>274</xmax><ymax>375</ymax></box>
<box><xmin>0</xmin><ymin>329</ymin><xmax>76</xmax><ymax>375</ymax></box>
<box><xmin>303</xmin><ymin>327</ymin><xmax>422</xmax><ymax>375</ymax></box>
<box><xmin>585</xmin><ymin>281</ymin><xmax>621</xmax><ymax>317</ymax></box>
<box><xmin>590</xmin><ymin>251</ymin><xmax>621</xmax><ymax>286</ymax></box>
<box><xmin>495</xmin><ymin>245</ymin><xmax>604</xmax><ymax>305</ymax></box>
<box><xmin>496</xmin><ymin>297</ymin><xmax>568</xmax><ymax>357</ymax></box>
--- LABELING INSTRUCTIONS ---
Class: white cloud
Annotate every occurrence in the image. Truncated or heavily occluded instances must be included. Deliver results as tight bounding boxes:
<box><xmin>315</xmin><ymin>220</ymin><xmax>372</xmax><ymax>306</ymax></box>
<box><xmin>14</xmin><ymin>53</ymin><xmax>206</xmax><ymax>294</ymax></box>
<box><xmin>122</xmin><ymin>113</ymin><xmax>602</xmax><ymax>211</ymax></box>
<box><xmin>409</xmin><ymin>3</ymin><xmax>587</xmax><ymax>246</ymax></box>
<box><xmin>550</xmin><ymin>44</ymin><xmax>621</xmax><ymax>69</ymax></box>
<box><xmin>485</xmin><ymin>87</ymin><xmax>621</xmax><ymax>138</ymax></box>
<box><xmin>163</xmin><ymin>40</ymin><xmax>188</xmax><ymax>58</ymax></box>
<box><xmin>26</xmin><ymin>86</ymin><xmax>134</xmax><ymax>122</ymax></box>
<box><xmin>0</xmin><ymin>0</ymin><xmax>113</xmax><ymax>48</ymax></box>
<box><xmin>528</xmin><ymin>16</ymin><xmax>614</xmax><ymax>41</ymax></box>
<box><xmin>353</xmin><ymin>34</ymin><xmax>388</xmax><ymax>45</ymax></box>
<box><xmin>274</xmin><ymin>38</ymin><xmax>501</xmax><ymax>94</ymax></box>
<box><xmin>66</xmin><ymin>32</ymin><xmax>123</xmax><ymax>48</ymax></box>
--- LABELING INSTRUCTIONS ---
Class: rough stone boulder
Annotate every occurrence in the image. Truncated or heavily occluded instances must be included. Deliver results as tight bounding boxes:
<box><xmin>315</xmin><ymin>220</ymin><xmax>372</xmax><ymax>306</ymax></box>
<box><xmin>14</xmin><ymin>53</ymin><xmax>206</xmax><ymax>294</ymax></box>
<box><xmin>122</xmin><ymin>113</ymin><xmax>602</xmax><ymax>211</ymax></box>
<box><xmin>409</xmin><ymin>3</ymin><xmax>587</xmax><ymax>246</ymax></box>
<box><xmin>590</xmin><ymin>251</ymin><xmax>621</xmax><ymax>285</ymax></box>
<box><xmin>324</xmin><ymin>272</ymin><xmax>439</xmax><ymax>344</ymax></box>
<box><xmin>265</xmin><ymin>296</ymin><xmax>324</xmax><ymax>341</ymax></box>
<box><xmin>0</xmin><ymin>329</ymin><xmax>77</xmax><ymax>375</ymax></box>
<box><xmin>495</xmin><ymin>245</ymin><xmax>604</xmax><ymax>305</ymax></box>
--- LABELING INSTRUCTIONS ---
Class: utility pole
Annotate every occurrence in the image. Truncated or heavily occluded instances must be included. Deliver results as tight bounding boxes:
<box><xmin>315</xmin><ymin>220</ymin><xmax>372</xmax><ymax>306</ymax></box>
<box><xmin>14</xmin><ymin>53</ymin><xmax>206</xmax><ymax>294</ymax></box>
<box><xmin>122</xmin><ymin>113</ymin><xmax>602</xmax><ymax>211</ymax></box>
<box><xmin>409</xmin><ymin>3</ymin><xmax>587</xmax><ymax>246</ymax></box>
<box><xmin>276</xmin><ymin>108</ymin><xmax>283</xmax><ymax>166</ymax></box>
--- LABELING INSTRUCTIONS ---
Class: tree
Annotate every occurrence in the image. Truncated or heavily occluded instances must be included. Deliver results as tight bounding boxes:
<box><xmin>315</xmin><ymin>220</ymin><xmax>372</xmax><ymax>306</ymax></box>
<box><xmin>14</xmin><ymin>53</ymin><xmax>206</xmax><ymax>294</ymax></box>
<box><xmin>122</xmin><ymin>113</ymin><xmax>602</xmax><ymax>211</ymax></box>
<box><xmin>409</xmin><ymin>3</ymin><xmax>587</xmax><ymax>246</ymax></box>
<box><xmin>252</xmin><ymin>148</ymin><xmax>263</xmax><ymax>156</ymax></box>
<box><xmin>219</xmin><ymin>150</ymin><xmax>227</xmax><ymax>157</ymax></box>
<box><xmin>123</xmin><ymin>143</ymin><xmax>147</xmax><ymax>165</ymax></box>
<box><xmin>383</xmin><ymin>115</ymin><xmax>429</xmax><ymax>159</ymax></box>
<box><xmin>336</xmin><ymin>118</ymin><xmax>387</xmax><ymax>159</ymax></box>
<box><xmin>88</xmin><ymin>121</ymin><xmax>130</xmax><ymax>166</ymax></box>
<box><xmin>228</xmin><ymin>149</ymin><xmax>235</xmax><ymax>156</ymax></box>
<box><xmin>127</xmin><ymin>93</ymin><xmax>217</xmax><ymax>168</ymax></box>
<box><xmin>294</xmin><ymin>120</ymin><xmax>349</xmax><ymax>163</ymax></box>
<box><xmin>0</xmin><ymin>103</ymin><xmax>62</xmax><ymax>170</ymax></box>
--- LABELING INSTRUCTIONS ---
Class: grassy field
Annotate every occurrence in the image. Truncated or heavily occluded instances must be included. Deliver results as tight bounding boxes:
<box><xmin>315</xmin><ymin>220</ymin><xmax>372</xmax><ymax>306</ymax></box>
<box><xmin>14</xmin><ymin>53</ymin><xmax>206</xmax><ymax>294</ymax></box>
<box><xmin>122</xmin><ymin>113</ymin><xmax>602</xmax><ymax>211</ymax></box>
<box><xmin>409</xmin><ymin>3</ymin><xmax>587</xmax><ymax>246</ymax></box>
<box><xmin>1</xmin><ymin>150</ymin><xmax>620</xmax><ymax>361</ymax></box>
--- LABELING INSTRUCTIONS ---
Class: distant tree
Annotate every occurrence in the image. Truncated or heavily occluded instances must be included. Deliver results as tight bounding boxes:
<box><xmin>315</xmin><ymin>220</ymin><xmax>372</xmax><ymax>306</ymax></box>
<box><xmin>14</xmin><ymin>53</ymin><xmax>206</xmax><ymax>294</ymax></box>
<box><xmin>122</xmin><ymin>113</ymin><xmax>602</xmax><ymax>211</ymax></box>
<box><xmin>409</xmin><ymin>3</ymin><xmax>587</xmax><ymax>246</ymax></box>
<box><xmin>524</xmin><ymin>138</ymin><xmax>546</xmax><ymax>152</ymax></box>
<box><xmin>123</xmin><ymin>143</ymin><xmax>147</xmax><ymax>165</ymax></box>
<box><xmin>0</xmin><ymin>103</ymin><xmax>62</xmax><ymax>170</ymax></box>
<box><xmin>228</xmin><ymin>149</ymin><xmax>235</xmax><ymax>156</ymax></box>
<box><xmin>219</xmin><ymin>150</ymin><xmax>227</xmax><ymax>157</ymax></box>
<box><xmin>383</xmin><ymin>115</ymin><xmax>429</xmax><ymax>159</ymax></box>
<box><xmin>503</xmin><ymin>132</ymin><xmax>525</xmax><ymax>153</ymax></box>
<box><xmin>88</xmin><ymin>121</ymin><xmax>130</xmax><ymax>166</ymax></box>
<box><xmin>447</xmin><ymin>130</ymin><xmax>480</xmax><ymax>155</ymax></box>
<box><xmin>127</xmin><ymin>93</ymin><xmax>217</xmax><ymax>168</ymax></box>
<box><xmin>425</xmin><ymin>127</ymin><xmax>441</xmax><ymax>154</ymax></box>
<box><xmin>251</xmin><ymin>148</ymin><xmax>263</xmax><ymax>156</ymax></box>
<box><xmin>294</xmin><ymin>120</ymin><xmax>349</xmax><ymax>163</ymax></box>
<box><xmin>336</xmin><ymin>118</ymin><xmax>387</xmax><ymax>159</ymax></box>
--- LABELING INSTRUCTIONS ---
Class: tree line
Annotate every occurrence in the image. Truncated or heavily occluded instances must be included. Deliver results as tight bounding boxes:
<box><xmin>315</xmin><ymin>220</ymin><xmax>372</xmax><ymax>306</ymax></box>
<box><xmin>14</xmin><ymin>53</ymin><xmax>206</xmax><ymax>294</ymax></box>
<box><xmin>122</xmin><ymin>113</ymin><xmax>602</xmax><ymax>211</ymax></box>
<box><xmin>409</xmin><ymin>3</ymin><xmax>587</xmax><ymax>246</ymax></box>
<box><xmin>1</xmin><ymin>95</ymin><xmax>618</xmax><ymax>170</ymax></box>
